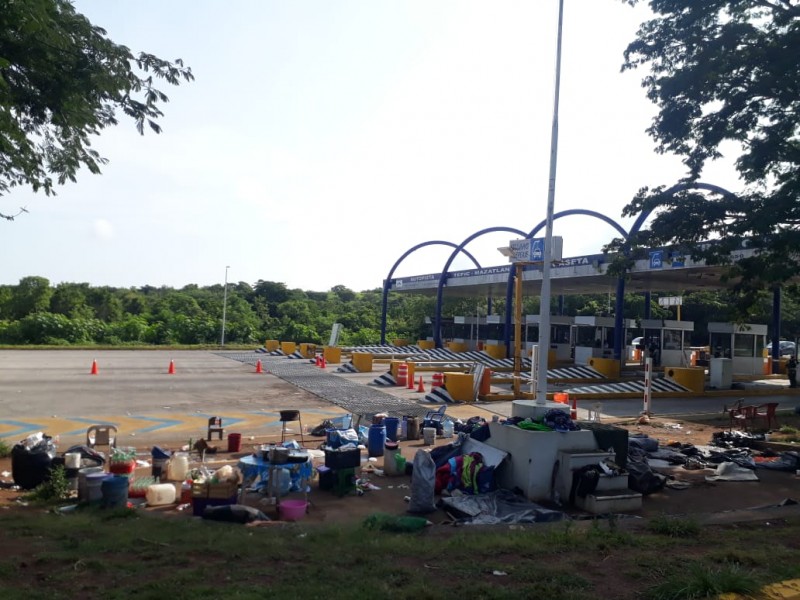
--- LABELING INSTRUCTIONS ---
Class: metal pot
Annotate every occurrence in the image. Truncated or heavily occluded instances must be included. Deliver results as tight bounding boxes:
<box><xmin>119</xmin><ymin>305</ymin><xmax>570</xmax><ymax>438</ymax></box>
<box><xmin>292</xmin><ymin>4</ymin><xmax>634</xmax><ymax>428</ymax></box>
<box><xmin>268</xmin><ymin>447</ymin><xmax>289</xmax><ymax>464</ymax></box>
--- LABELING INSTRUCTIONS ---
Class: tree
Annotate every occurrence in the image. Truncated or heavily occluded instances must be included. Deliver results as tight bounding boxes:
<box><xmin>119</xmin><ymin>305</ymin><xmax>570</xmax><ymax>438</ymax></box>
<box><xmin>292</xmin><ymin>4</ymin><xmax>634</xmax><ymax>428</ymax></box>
<box><xmin>618</xmin><ymin>1</ymin><xmax>800</xmax><ymax>298</ymax></box>
<box><xmin>0</xmin><ymin>0</ymin><xmax>193</xmax><ymax>217</ymax></box>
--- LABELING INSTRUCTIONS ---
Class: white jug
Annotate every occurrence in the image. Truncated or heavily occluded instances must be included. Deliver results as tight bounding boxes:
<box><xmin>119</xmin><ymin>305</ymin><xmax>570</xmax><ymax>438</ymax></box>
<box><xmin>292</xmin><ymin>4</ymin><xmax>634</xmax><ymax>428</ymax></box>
<box><xmin>166</xmin><ymin>453</ymin><xmax>189</xmax><ymax>481</ymax></box>
<box><xmin>145</xmin><ymin>483</ymin><xmax>177</xmax><ymax>506</ymax></box>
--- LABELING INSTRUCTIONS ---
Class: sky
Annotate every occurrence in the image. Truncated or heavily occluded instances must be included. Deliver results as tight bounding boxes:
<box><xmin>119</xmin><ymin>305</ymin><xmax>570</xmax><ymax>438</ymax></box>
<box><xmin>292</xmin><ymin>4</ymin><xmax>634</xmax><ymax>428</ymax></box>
<box><xmin>1</xmin><ymin>0</ymin><xmax>742</xmax><ymax>293</ymax></box>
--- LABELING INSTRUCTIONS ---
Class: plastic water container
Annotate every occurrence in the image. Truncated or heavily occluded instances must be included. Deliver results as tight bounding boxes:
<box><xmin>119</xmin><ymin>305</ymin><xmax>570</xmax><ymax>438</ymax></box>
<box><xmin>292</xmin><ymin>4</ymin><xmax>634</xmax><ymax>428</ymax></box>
<box><xmin>101</xmin><ymin>475</ymin><xmax>129</xmax><ymax>509</ymax></box>
<box><xmin>383</xmin><ymin>417</ymin><xmax>399</xmax><ymax>442</ymax></box>
<box><xmin>368</xmin><ymin>424</ymin><xmax>387</xmax><ymax>458</ymax></box>
<box><xmin>383</xmin><ymin>442</ymin><xmax>401</xmax><ymax>476</ymax></box>
<box><xmin>422</xmin><ymin>427</ymin><xmax>437</xmax><ymax>446</ymax></box>
<box><xmin>146</xmin><ymin>483</ymin><xmax>177</xmax><ymax>506</ymax></box>
<box><xmin>166</xmin><ymin>453</ymin><xmax>189</xmax><ymax>481</ymax></box>
<box><xmin>442</xmin><ymin>419</ymin><xmax>454</xmax><ymax>439</ymax></box>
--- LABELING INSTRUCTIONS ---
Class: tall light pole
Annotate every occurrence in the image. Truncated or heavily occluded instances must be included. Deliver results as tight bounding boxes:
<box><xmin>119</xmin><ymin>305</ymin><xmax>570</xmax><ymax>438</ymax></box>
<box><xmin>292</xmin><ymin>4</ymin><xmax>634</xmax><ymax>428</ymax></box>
<box><xmin>536</xmin><ymin>0</ymin><xmax>565</xmax><ymax>404</ymax></box>
<box><xmin>221</xmin><ymin>265</ymin><xmax>230</xmax><ymax>346</ymax></box>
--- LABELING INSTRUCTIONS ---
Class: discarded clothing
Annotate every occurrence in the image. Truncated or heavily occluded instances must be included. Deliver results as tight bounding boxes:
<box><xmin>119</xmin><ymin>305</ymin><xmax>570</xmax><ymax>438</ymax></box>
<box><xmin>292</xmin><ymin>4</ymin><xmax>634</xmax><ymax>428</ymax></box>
<box><xmin>705</xmin><ymin>461</ymin><xmax>760</xmax><ymax>482</ymax></box>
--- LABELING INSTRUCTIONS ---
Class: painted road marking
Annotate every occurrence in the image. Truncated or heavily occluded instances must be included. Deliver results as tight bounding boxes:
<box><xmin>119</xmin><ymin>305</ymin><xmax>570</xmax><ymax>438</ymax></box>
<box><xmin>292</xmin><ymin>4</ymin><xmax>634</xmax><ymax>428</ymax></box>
<box><xmin>0</xmin><ymin>408</ymin><xmax>350</xmax><ymax>441</ymax></box>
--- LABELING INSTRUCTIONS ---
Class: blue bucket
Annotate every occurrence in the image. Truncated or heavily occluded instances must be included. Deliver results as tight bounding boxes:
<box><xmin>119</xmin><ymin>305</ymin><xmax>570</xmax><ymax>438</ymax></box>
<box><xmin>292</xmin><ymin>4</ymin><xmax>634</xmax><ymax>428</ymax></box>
<box><xmin>383</xmin><ymin>417</ymin><xmax>399</xmax><ymax>442</ymax></box>
<box><xmin>101</xmin><ymin>475</ymin><xmax>129</xmax><ymax>509</ymax></box>
<box><xmin>368</xmin><ymin>424</ymin><xmax>386</xmax><ymax>458</ymax></box>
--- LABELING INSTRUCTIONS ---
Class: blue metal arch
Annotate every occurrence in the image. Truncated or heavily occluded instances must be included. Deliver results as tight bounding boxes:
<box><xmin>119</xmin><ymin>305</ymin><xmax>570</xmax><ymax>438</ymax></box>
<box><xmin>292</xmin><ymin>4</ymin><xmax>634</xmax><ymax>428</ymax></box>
<box><xmin>501</xmin><ymin>210</ymin><xmax>629</xmax><ymax>353</ymax></box>
<box><xmin>433</xmin><ymin>226</ymin><xmax>528</xmax><ymax>348</ymax></box>
<box><xmin>380</xmin><ymin>241</ymin><xmax>481</xmax><ymax>344</ymax></box>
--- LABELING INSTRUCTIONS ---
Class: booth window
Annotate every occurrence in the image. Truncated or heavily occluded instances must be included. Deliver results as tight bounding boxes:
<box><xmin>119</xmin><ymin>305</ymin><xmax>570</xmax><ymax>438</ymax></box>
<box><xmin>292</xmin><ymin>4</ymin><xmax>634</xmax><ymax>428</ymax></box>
<box><xmin>734</xmin><ymin>335</ymin><xmax>755</xmax><ymax>358</ymax></box>
<box><xmin>663</xmin><ymin>330</ymin><xmax>683</xmax><ymax>350</ymax></box>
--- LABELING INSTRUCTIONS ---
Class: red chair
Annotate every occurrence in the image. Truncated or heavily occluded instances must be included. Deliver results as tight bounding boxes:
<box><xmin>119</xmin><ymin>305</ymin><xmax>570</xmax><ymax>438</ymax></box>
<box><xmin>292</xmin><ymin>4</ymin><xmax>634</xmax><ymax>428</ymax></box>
<box><xmin>728</xmin><ymin>405</ymin><xmax>756</xmax><ymax>431</ymax></box>
<box><xmin>753</xmin><ymin>403</ymin><xmax>779</xmax><ymax>430</ymax></box>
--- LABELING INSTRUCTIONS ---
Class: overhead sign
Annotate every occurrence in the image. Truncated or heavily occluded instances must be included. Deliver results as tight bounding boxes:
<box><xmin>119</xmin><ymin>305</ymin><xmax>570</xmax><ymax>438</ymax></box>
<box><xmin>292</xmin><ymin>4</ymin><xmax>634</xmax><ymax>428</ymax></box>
<box><xmin>658</xmin><ymin>296</ymin><xmax>683</xmax><ymax>307</ymax></box>
<box><xmin>508</xmin><ymin>237</ymin><xmax>563</xmax><ymax>263</ymax></box>
<box><xmin>649</xmin><ymin>250</ymin><xmax>663</xmax><ymax>269</ymax></box>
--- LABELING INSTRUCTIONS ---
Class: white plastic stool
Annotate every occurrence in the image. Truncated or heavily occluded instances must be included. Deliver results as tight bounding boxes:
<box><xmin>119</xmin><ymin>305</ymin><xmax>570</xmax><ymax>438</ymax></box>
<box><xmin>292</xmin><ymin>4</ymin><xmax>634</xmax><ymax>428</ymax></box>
<box><xmin>588</xmin><ymin>403</ymin><xmax>603</xmax><ymax>422</ymax></box>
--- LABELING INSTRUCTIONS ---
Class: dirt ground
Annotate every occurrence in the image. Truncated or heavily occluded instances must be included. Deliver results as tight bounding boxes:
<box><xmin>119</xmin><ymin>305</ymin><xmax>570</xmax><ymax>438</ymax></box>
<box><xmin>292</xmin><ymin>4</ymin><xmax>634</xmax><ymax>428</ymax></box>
<box><xmin>2</xmin><ymin>413</ymin><xmax>798</xmax><ymax>524</ymax></box>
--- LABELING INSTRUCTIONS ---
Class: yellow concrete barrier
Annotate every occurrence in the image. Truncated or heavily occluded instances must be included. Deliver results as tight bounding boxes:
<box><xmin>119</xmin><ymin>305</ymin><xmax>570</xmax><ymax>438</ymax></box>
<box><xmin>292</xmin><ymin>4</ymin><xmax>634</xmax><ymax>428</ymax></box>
<box><xmin>447</xmin><ymin>341</ymin><xmax>468</xmax><ymax>353</ymax></box>
<box><xmin>417</xmin><ymin>340</ymin><xmax>435</xmax><ymax>350</ymax></box>
<box><xmin>265</xmin><ymin>340</ymin><xmax>280</xmax><ymax>352</ymax></box>
<box><xmin>323</xmin><ymin>346</ymin><xmax>341</xmax><ymax>364</ymax></box>
<box><xmin>485</xmin><ymin>344</ymin><xmax>507</xmax><ymax>359</ymax></box>
<box><xmin>588</xmin><ymin>357</ymin><xmax>621</xmax><ymax>378</ymax></box>
<box><xmin>445</xmin><ymin>372</ymin><xmax>475</xmax><ymax>402</ymax></box>
<box><xmin>664</xmin><ymin>366</ymin><xmax>705</xmax><ymax>393</ymax></box>
<box><xmin>392</xmin><ymin>338</ymin><xmax>410</xmax><ymax>347</ymax></box>
<box><xmin>299</xmin><ymin>343</ymin><xmax>316</xmax><ymax>358</ymax></box>
<box><xmin>352</xmin><ymin>352</ymin><xmax>373</xmax><ymax>373</ymax></box>
<box><xmin>280</xmin><ymin>341</ymin><xmax>297</xmax><ymax>355</ymax></box>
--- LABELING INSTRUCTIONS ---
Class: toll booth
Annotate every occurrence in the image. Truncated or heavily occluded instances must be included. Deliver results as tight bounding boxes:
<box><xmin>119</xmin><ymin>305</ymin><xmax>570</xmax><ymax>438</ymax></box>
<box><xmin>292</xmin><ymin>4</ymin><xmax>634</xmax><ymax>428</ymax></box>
<box><xmin>484</xmin><ymin>314</ymin><xmax>505</xmax><ymax>347</ymax></box>
<box><xmin>453</xmin><ymin>316</ymin><xmax>486</xmax><ymax>351</ymax></box>
<box><xmin>639</xmin><ymin>319</ymin><xmax>695</xmax><ymax>367</ymax></box>
<box><xmin>525</xmin><ymin>315</ymin><xmax>574</xmax><ymax>360</ymax></box>
<box><xmin>573</xmin><ymin>316</ymin><xmax>616</xmax><ymax>365</ymax></box>
<box><xmin>707</xmin><ymin>322</ymin><xmax>767</xmax><ymax>376</ymax></box>
<box><xmin>424</xmin><ymin>316</ymin><xmax>455</xmax><ymax>345</ymax></box>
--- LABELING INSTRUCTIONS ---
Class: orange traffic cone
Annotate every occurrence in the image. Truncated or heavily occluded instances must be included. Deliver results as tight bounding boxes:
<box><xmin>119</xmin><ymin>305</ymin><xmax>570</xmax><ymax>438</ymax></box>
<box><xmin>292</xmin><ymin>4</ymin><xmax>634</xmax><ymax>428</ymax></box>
<box><xmin>90</xmin><ymin>359</ymin><xmax>99</xmax><ymax>375</ymax></box>
<box><xmin>320</xmin><ymin>355</ymin><xmax>326</xmax><ymax>369</ymax></box>
<box><xmin>255</xmin><ymin>359</ymin><xmax>263</xmax><ymax>374</ymax></box>
<box><xmin>416</xmin><ymin>375</ymin><xmax>425</xmax><ymax>393</ymax></box>
<box><xmin>570</xmin><ymin>396</ymin><xmax>578</xmax><ymax>420</ymax></box>
<box><xmin>407</xmin><ymin>373</ymin><xmax>415</xmax><ymax>390</ymax></box>
<box><xmin>168</xmin><ymin>360</ymin><xmax>175</xmax><ymax>375</ymax></box>
<box><xmin>315</xmin><ymin>354</ymin><xmax>321</xmax><ymax>367</ymax></box>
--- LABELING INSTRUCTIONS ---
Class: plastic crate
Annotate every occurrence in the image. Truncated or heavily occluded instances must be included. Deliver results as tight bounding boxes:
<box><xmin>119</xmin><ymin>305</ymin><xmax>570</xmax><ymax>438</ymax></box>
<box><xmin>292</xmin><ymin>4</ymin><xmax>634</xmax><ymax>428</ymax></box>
<box><xmin>324</xmin><ymin>447</ymin><xmax>361</xmax><ymax>470</ymax></box>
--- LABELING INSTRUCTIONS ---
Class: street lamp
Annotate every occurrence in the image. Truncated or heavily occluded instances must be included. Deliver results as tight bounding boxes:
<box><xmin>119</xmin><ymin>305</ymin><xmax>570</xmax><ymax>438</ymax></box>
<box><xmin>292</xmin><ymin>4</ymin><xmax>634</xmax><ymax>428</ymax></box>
<box><xmin>221</xmin><ymin>265</ymin><xmax>230</xmax><ymax>346</ymax></box>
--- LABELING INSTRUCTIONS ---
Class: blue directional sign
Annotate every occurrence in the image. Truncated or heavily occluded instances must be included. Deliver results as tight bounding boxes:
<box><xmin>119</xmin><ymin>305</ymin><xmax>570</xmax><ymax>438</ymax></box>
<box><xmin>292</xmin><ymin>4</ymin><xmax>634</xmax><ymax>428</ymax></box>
<box><xmin>531</xmin><ymin>239</ymin><xmax>544</xmax><ymax>261</ymax></box>
<box><xmin>649</xmin><ymin>250</ymin><xmax>663</xmax><ymax>269</ymax></box>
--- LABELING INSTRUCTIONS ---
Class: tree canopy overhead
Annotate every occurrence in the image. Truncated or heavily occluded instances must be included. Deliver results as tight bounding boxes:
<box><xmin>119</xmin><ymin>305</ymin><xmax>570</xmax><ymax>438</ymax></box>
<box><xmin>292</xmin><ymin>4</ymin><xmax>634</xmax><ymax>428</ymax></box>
<box><xmin>0</xmin><ymin>0</ymin><xmax>193</xmax><ymax>218</ymax></box>
<box><xmin>618</xmin><ymin>0</ymin><xmax>799</xmax><ymax>293</ymax></box>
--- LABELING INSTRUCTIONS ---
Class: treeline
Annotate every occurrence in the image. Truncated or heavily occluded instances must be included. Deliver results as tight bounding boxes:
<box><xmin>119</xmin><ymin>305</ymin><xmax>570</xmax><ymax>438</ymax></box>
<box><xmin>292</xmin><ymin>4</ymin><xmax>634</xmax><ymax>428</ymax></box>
<box><xmin>0</xmin><ymin>276</ymin><xmax>797</xmax><ymax>347</ymax></box>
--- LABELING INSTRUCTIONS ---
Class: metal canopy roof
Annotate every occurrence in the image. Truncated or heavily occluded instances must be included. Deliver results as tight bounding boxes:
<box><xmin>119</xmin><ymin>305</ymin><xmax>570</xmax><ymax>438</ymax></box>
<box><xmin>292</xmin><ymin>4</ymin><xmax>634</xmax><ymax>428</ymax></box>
<box><xmin>388</xmin><ymin>250</ymin><xmax>743</xmax><ymax>299</ymax></box>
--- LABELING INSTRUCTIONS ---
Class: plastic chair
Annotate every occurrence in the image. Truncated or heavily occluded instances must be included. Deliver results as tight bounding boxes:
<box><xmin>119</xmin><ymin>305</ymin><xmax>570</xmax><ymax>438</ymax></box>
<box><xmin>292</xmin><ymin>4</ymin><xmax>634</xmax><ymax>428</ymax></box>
<box><xmin>207</xmin><ymin>417</ymin><xmax>224</xmax><ymax>441</ymax></box>
<box><xmin>279</xmin><ymin>410</ymin><xmax>305</xmax><ymax>445</ymax></box>
<box><xmin>753</xmin><ymin>403</ymin><xmax>779</xmax><ymax>430</ymax></box>
<box><xmin>728</xmin><ymin>405</ymin><xmax>756</xmax><ymax>431</ymax></box>
<box><xmin>86</xmin><ymin>425</ymin><xmax>117</xmax><ymax>450</ymax></box>
<box><xmin>423</xmin><ymin>405</ymin><xmax>447</xmax><ymax>431</ymax></box>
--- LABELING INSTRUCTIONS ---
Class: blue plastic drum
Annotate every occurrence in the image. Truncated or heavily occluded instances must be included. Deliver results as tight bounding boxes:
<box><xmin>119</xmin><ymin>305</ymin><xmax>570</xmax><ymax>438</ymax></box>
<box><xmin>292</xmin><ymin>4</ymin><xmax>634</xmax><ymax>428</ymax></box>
<box><xmin>368</xmin><ymin>424</ymin><xmax>386</xmax><ymax>458</ymax></box>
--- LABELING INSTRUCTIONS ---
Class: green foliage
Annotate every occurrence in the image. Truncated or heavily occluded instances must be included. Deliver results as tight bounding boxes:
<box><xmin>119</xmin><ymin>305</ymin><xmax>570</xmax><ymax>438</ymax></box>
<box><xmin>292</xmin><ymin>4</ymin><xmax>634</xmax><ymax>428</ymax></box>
<box><xmin>645</xmin><ymin>563</ymin><xmax>758</xmax><ymax>600</ymax></box>
<box><xmin>0</xmin><ymin>0</ymin><xmax>194</xmax><ymax>208</ymax></box>
<box><xmin>0</xmin><ymin>438</ymin><xmax>10</xmax><ymax>458</ymax></box>
<box><xmin>25</xmin><ymin>465</ymin><xmax>70</xmax><ymax>503</ymax></box>
<box><xmin>647</xmin><ymin>515</ymin><xmax>701</xmax><ymax>538</ymax></box>
<box><xmin>619</xmin><ymin>1</ymin><xmax>800</xmax><ymax>298</ymax></box>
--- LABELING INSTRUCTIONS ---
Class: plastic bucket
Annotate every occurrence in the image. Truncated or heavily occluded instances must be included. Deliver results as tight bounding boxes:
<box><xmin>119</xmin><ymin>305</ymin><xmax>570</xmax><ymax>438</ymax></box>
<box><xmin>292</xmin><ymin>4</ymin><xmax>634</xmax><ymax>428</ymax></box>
<box><xmin>279</xmin><ymin>499</ymin><xmax>308</xmax><ymax>521</ymax></box>
<box><xmin>383</xmin><ymin>441</ymin><xmax>400</xmax><ymax>476</ymax></box>
<box><xmin>78</xmin><ymin>467</ymin><xmax>105</xmax><ymax>502</ymax></box>
<box><xmin>368</xmin><ymin>424</ymin><xmax>387</xmax><ymax>458</ymax></box>
<box><xmin>101</xmin><ymin>475</ymin><xmax>129</xmax><ymax>509</ymax></box>
<box><xmin>86</xmin><ymin>472</ymin><xmax>111</xmax><ymax>504</ymax></box>
<box><xmin>64</xmin><ymin>452</ymin><xmax>82</xmax><ymax>469</ymax></box>
<box><xmin>227</xmin><ymin>433</ymin><xmax>242</xmax><ymax>453</ymax></box>
<box><xmin>383</xmin><ymin>417</ymin><xmax>399</xmax><ymax>442</ymax></box>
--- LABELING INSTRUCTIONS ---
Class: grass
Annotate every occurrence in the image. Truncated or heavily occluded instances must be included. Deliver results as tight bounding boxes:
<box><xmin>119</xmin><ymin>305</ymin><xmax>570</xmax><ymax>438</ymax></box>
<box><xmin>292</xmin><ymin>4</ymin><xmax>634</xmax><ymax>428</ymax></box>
<box><xmin>0</xmin><ymin>508</ymin><xmax>798</xmax><ymax>599</ymax></box>
<box><xmin>647</xmin><ymin>514</ymin><xmax>701</xmax><ymax>538</ymax></box>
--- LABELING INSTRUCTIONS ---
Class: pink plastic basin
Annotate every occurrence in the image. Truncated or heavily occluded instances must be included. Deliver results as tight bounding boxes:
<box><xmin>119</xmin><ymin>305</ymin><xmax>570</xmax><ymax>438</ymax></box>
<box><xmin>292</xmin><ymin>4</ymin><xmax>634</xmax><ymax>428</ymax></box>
<box><xmin>279</xmin><ymin>499</ymin><xmax>308</xmax><ymax>521</ymax></box>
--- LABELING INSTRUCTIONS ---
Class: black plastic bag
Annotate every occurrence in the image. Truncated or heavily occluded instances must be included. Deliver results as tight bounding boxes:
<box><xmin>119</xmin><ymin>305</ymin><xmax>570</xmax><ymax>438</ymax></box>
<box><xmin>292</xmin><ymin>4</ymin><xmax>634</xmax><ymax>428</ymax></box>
<box><xmin>12</xmin><ymin>436</ymin><xmax>57</xmax><ymax>490</ymax></box>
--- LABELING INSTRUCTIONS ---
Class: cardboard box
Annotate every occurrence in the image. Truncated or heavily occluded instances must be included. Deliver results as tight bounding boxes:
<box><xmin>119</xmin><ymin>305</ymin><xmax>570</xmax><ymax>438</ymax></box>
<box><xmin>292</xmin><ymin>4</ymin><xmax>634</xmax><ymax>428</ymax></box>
<box><xmin>191</xmin><ymin>480</ymin><xmax>239</xmax><ymax>500</ymax></box>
